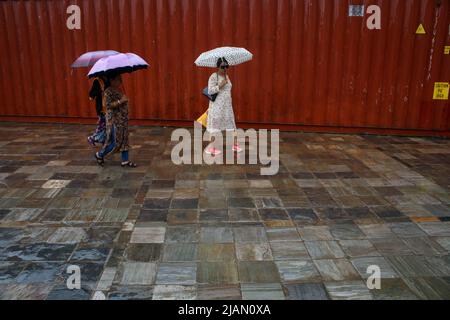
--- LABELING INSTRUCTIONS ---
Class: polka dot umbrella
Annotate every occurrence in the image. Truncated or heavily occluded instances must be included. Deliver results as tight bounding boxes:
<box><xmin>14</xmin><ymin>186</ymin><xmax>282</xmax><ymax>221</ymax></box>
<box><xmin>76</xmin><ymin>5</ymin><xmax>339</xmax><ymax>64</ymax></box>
<box><xmin>194</xmin><ymin>47</ymin><xmax>253</xmax><ymax>67</ymax></box>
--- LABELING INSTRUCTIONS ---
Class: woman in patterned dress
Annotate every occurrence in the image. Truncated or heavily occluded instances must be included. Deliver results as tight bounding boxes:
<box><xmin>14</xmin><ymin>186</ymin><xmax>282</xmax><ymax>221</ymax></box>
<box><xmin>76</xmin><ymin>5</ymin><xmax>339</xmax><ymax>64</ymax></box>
<box><xmin>205</xmin><ymin>57</ymin><xmax>242</xmax><ymax>156</ymax></box>
<box><xmin>94</xmin><ymin>73</ymin><xmax>137</xmax><ymax>167</ymax></box>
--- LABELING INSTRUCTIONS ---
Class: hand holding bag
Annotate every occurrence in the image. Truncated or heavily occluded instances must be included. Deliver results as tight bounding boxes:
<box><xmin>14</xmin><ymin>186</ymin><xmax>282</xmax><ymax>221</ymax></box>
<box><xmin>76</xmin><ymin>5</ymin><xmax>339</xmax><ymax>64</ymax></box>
<box><xmin>202</xmin><ymin>73</ymin><xmax>219</xmax><ymax>102</ymax></box>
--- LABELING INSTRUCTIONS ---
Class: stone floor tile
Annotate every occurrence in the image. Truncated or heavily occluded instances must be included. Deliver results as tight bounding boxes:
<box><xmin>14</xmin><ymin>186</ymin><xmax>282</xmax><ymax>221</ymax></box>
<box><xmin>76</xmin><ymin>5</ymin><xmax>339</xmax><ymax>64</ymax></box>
<box><xmin>314</xmin><ymin>259</ymin><xmax>360</xmax><ymax>281</ymax></box>
<box><xmin>389</xmin><ymin>222</ymin><xmax>427</xmax><ymax>238</ymax></box>
<box><xmin>239</xmin><ymin>261</ymin><xmax>281</xmax><ymax>283</ymax></box>
<box><xmin>1</xmin><ymin>283</ymin><xmax>53</xmax><ymax>300</ymax></box>
<box><xmin>107</xmin><ymin>285</ymin><xmax>153</xmax><ymax>300</ymax></box>
<box><xmin>46</xmin><ymin>227</ymin><xmax>87</xmax><ymax>244</ymax></box>
<box><xmin>434</xmin><ymin>237</ymin><xmax>450</xmax><ymax>251</ymax></box>
<box><xmin>270</xmin><ymin>241</ymin><xmax>309</xmax><ymax>260</ymax></box>
<box><xmin>235</xmin><ymin>243</ymin><xmax>273</xmax><ymax>261</ymax></box>
<box><xmin>339</xmin><ymin>240</ymin><xmax>380</xmax><ymax>258</ymax></box>
<box><xmin>199</xmin><ymin>209</ymin><xmax>229</xmax><ymax>222</ymax></box>
<box><xmin>358</xmin><ymin>224</ymin><xmax>396</xmax><ymax>239</ymax></box>
<box><xmin>298</xmin><ymin>226</ymin><xmax>333</xmax><ymax>241</ymax></box>
<box><xmin>136</xmin><ymin>209</ymin><xmax>168</xmax><ymax>223</ymax></box>
<box><xmin>155</xmin><ymin>262</ymin><xmax>197</xmax><ymax>285</ymax></box>
<box><xmin>228</xmin><ymin>208</ymin><xmax>260</xmax><ymax>222</ymax></box>
<box><xmin>198</xmin><ymin>244</ymin><xmax>234</xmax><ymax>261</ymax></box>
<box><xmin>234</xmin><ymin>226</ymin><xmax>268</xmax><ymax>243</ymax></box>
<box><xmin>16</xmin><ymin>262</ymin><xmax>64</xmax><ymax>284</ymax></box>
<box><xmin>125</xmin><ymin>244</ymin><xmax>162</xmax><ymax>262</ymax></box>
<box><xmin>401</xmin><ymin>277</ymin><xmax>450</xmax><ymax>300</ymax></box>
<box><xmin>69</xmin><ymin>245</ymin><xmax>111</xmax><ymax>263</ymax></box>
<box><xmin>197</xmin><ymin>261</ymin><xmax>239</xmax><ymax>284</ymax></box>
<box><xmin>285</xmin><ymin>283</ymin><xmax>329</xmax><ymax>300</ymax></box>
<box><xmin>47</xmin><ymin>284</ymin><xmax>93</xmax><ymax>300</ymax></box>
<box><xmin>162</xmin><ymin>243</ymin><xmax>197</xmax><ymax>262</ymax></box>
<box><xmin>200</xmin><ymin>227</ymin><xmax>234</xmax><ymax>243</ymax></box>
<box><xmin>351</xmin><ymin>256</ymin><xmax>399</xmax><ymax>279</ymax></box>
<box><xmin>152</xmin><ymin>285</ymin><xmax>196</xmax><ymax>300</ymax></box>
<box><xmin>417</xmin><ymin>222</ymin><xmax>450</xmax><ymax>237</ymax></box>
<box><xmin>96</xmin><ymin>267</ymin><xmax>117</xmax><ymax>291</ymax></box>
<box><xmin>330</xmin><ymin>223</ymin><xmax>365</xmax><ymax>240</ymax></box>
<box><xmin>305</xmin><ymin>241</ymin><xmax>345</xmax><ymax>259</ymax></box>
<box><xmin>130</xmin><ymin>227</ymin><xmax>165</xmax><ymax>243</ymax></box>
<box><xmin>275</xmin><ymin>260</ymin><xmax>320</xmax><ymax>283</ymax></box>
<box><xmin>118</xmin><ymin>262</ymin><xmax>157</xmax><ymax>285</ymax></box>
<box><xmin>370</xmin><ymin>238</ymin><xmax>413</xmax><ymax>255</ymax></box>
<box><xmin>197</xmin><ymin>285</ymin><xmax>242</xmax><ymax>300</ymax></box>
<box><xmin>165</xmin><ymin>225</ymin><xmax>199</xmax><ymax>243</ymax></box>
<box><xmin>370</xmin><ymin>278</ymin><xmax>419</xmax><ymax>300</ymax></box>
<box><xmin>325</xmin><ymin>281</ymin><xmax>372</xmax><ymax>300</ymax></box>
<box><xmin>241</xmin><ymin>283</ymin><xmax>285</xmax><ymax>300</ymax></box>
<box><xmin>402</xmin><ymin>237</ymin><xmax>447</xmax><ymax>255</ymax></box>
<box><xmin>266</xmin><ymin>228</ymin><xmax>300</xmax><ymax>242</ymax></box>
<box><xmin>258</xmin><ymin>208</ymin><xmax>290</xmax><ymax>221</ymax></box>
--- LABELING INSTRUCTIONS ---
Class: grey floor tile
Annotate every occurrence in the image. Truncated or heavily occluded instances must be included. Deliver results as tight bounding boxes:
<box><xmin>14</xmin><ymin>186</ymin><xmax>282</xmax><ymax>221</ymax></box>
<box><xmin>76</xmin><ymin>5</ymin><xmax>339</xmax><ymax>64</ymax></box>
<box><xmin>305</xmin><ymin>241</ymin><xmax>345</xmax><ymax>259</ymax></box>
<box><xmin>275</xmin><ymin>260</ymin><xmax>320</xmax><ymax>282</ymax></box>
<box><xmin>234</xmin><ymin>226</ymin><xmax>268</xmax><ymax>243</ymax></box>
<box><xmin>197</xmin><ymin>261</ymin><xmax>239</xmax><ymax>284</ymax></box>
<box><xmin>200</xmin><ymin>227</ymin><xmax>234</xmax><ymax>243</ymax></box>
<box><xmin>325</xmin><ymin>281</ymin><xmax>372</xmax><ymax>300</ymax></box>
<box><xmin>339</xmin><ymin>240</ymin><xmax>380</xmax><ymax>258</ymax></box>
<box><xmin>270</xmin><ymin>241</ymin><xmax>309</xmax><ymax>260</ymax></box>
<box><xmin>351</xmin><ymin>256</ymin><xmax>399</xmax><ymax>279</ymax></box>
<box><xmin>162</xmin><ymin>244</ymin><xmax>197</xmax><ymax>262</ymax></box>
<box><xmin>241</xmin><ymin>283</ymin><xmax>285</xmax><ymax>300</ymax></box>
<box><xmin>314</xmin><ymin>259</ymin><xmax>360</xmax><ymax>281</ymax></box>
<box><xmin>155</xmin><ymin>262</ymin><xmax>197</xmax><ymax>285</ymax></box>
<box><xmin>239</xmin><ymin>261</ymin><xmax>281</xmax><ymax>283</ymax></box>
<box><xmin>285</xmin><ymin>283</ymin><xmax>329</xmax><ymax>300</ymax></box>
<box><xmin>152</xmin><ymin>285</ymin><xmax>196</xmax><ymax>300</ymax></box>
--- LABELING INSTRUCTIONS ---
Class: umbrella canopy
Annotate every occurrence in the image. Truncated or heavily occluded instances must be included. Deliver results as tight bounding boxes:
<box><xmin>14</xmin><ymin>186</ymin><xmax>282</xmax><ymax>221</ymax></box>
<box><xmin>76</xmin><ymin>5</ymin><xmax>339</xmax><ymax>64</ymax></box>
<box><xmin>194</xmin><ymin>47</ymin><xmax>253</xmax><ymax>67</ymax></box>
<box><xmin>88</xmin><ymin>53</ymin><xmax>149</xmax><ymax>78</ymax></box>
<box><xmin>71</xmin><ymin>50</ymin><xmax>119</xmax><ymax>68</ymax></box>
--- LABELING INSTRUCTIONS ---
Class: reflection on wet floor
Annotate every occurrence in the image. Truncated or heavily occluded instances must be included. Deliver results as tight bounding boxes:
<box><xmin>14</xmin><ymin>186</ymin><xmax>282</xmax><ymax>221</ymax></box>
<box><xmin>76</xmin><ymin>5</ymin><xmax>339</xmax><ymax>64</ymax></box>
<box><xmin>0</xmin><ymin>122</ymin><xmax>449</xmax><ymax>300</ymax></box>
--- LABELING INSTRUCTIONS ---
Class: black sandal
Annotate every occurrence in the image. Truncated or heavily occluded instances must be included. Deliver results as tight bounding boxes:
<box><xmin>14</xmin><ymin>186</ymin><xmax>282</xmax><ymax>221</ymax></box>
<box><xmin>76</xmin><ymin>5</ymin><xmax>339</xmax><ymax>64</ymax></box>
<box><xmin>121</xmin><ymin>161</ymin><xmax>137</xmax><ymax>168</ymax></box>
<box><xmin>95</xmin><ymin>153</ymin><xmax>104</xmax><ymax>166</ymax></box>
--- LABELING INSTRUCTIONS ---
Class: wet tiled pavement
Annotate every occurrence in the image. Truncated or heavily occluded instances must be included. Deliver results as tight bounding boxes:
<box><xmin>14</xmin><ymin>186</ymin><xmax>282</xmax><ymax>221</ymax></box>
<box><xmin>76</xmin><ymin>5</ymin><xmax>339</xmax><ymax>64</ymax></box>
<box><xmin>0</xmin><ymin>122</ymin><xmax>449</xmax><ymax>300</ymax></box>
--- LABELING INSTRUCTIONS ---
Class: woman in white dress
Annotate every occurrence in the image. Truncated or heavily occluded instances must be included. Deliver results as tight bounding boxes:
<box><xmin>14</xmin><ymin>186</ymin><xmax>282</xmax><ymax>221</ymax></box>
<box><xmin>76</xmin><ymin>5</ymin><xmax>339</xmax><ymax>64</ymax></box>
<box><xmin>205</xmin><ymin>57</ymin><xmax>242</xmax><ymax>156</ymax></box>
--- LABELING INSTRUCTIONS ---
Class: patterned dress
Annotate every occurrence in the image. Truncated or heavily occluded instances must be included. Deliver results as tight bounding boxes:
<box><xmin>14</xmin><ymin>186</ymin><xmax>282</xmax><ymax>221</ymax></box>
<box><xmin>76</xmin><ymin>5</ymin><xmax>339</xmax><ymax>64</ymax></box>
<box><xmin>206</xmin><ymin>72</ymin><xmax>237</xmax><ymax>133</ymax></box>
<box><xmin>100</xmin><ymin>87</ymin><xmax>130</xmax><ymax>157</ymax></box>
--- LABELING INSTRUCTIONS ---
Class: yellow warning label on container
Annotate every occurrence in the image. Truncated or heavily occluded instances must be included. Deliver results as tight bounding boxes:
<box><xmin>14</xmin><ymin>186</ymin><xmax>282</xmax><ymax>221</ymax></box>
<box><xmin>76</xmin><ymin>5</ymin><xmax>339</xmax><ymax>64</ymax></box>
<box><xmin>433</xmin><ymin>82</ymin><xmax>449</xmax><ymax>100</ymax></box>
<box><xmin>416</xmin><ymin>24</ymin><xmax>426</xmax><ymax>34</ymax></box>
<box><xmin>445</xmin><ymin>46</ymin><xmax>450</xmax><ymax>55</ymax></box>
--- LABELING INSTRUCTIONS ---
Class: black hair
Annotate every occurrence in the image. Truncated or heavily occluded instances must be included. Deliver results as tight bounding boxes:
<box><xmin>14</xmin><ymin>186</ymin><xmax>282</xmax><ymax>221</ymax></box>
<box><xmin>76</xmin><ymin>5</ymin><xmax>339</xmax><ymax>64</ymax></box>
<box><xmin>216</xmin><ymin>57</ymin><xmax>229</xmax><ymax>68</ymax></box>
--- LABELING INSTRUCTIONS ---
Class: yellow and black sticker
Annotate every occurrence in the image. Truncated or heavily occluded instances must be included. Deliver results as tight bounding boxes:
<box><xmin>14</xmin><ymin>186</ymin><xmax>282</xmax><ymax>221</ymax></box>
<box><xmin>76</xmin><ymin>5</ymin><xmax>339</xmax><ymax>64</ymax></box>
<box><xmin>445</xmin><ymin>46</ymin><xmax>450</xmax><ymax>55</ymax></box>
<box><xmin>416</xmin><ymin>24</ymin><xmax>426</xmax><ymax>35</ymax></box>
<box><xmin>433</xmin><ymin>82</ymin><xmax>449</xmax><ymax>100</ymax></box>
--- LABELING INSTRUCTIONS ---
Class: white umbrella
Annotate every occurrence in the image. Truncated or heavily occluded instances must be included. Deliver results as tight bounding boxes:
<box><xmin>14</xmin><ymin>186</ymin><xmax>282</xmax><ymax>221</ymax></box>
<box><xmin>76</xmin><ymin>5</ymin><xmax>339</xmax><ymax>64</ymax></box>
<box><xmin>194</xmin><ymin>47</ymin><xmax>253</xmax><ymax>67</ymax></box>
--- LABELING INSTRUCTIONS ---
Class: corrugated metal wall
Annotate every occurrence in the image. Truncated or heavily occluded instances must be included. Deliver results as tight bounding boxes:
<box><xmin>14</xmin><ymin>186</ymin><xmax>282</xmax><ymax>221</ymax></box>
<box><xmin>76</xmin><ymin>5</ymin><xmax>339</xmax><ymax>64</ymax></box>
<box><xmin>0</xmin><ymin>0</ymin><xmax>449</xmax><ymax>135</ymax></box>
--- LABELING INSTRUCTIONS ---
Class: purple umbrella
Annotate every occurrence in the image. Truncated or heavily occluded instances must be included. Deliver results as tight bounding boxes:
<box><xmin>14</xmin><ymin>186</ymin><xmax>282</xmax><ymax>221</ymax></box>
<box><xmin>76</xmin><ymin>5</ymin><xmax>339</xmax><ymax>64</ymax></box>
<box><xmin>87</xmin><ymin>53</ymin><xmax>149</xmax><ymax>79</ymax></box>
<box><xmin>71</xmin><ymin>50</ymin><xmax>120</xmax><ymax>68</ymax></box>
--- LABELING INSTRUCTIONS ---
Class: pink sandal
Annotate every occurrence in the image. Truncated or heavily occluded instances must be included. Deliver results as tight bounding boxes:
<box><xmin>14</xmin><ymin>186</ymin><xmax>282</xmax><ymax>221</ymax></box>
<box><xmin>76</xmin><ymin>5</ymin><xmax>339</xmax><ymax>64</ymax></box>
<box><xmin>205</xmin><ymin>148</ymin><xmax>222</xmax><ymax>156</ymax></box>
<box><xmin>232</xmin><ymin>144</ymin><xmax>243</xmax><ymax>153</ymax></box>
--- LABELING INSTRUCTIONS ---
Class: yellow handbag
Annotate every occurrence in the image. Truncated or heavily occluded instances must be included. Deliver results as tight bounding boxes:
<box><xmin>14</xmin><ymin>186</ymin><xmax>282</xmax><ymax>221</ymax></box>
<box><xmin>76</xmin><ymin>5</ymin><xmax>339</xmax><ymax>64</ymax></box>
<box><xmin>196</xmin><ymin>110</ymin><xmax>208</xmax><ymax>127</ymax></box>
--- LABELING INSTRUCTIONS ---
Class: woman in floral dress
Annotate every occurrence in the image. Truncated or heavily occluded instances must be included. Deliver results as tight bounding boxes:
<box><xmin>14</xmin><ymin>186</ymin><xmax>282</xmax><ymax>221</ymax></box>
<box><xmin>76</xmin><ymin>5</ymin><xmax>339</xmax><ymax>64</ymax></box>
<box><xmin>94</xmin><ymin>73</ymin><xmax>137</xmax><ymax>167</ymax></box>
<box><xmin>205</xmin><ymin>57</ymin><xmax>242</xmax><ymax>156</ymax></box>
